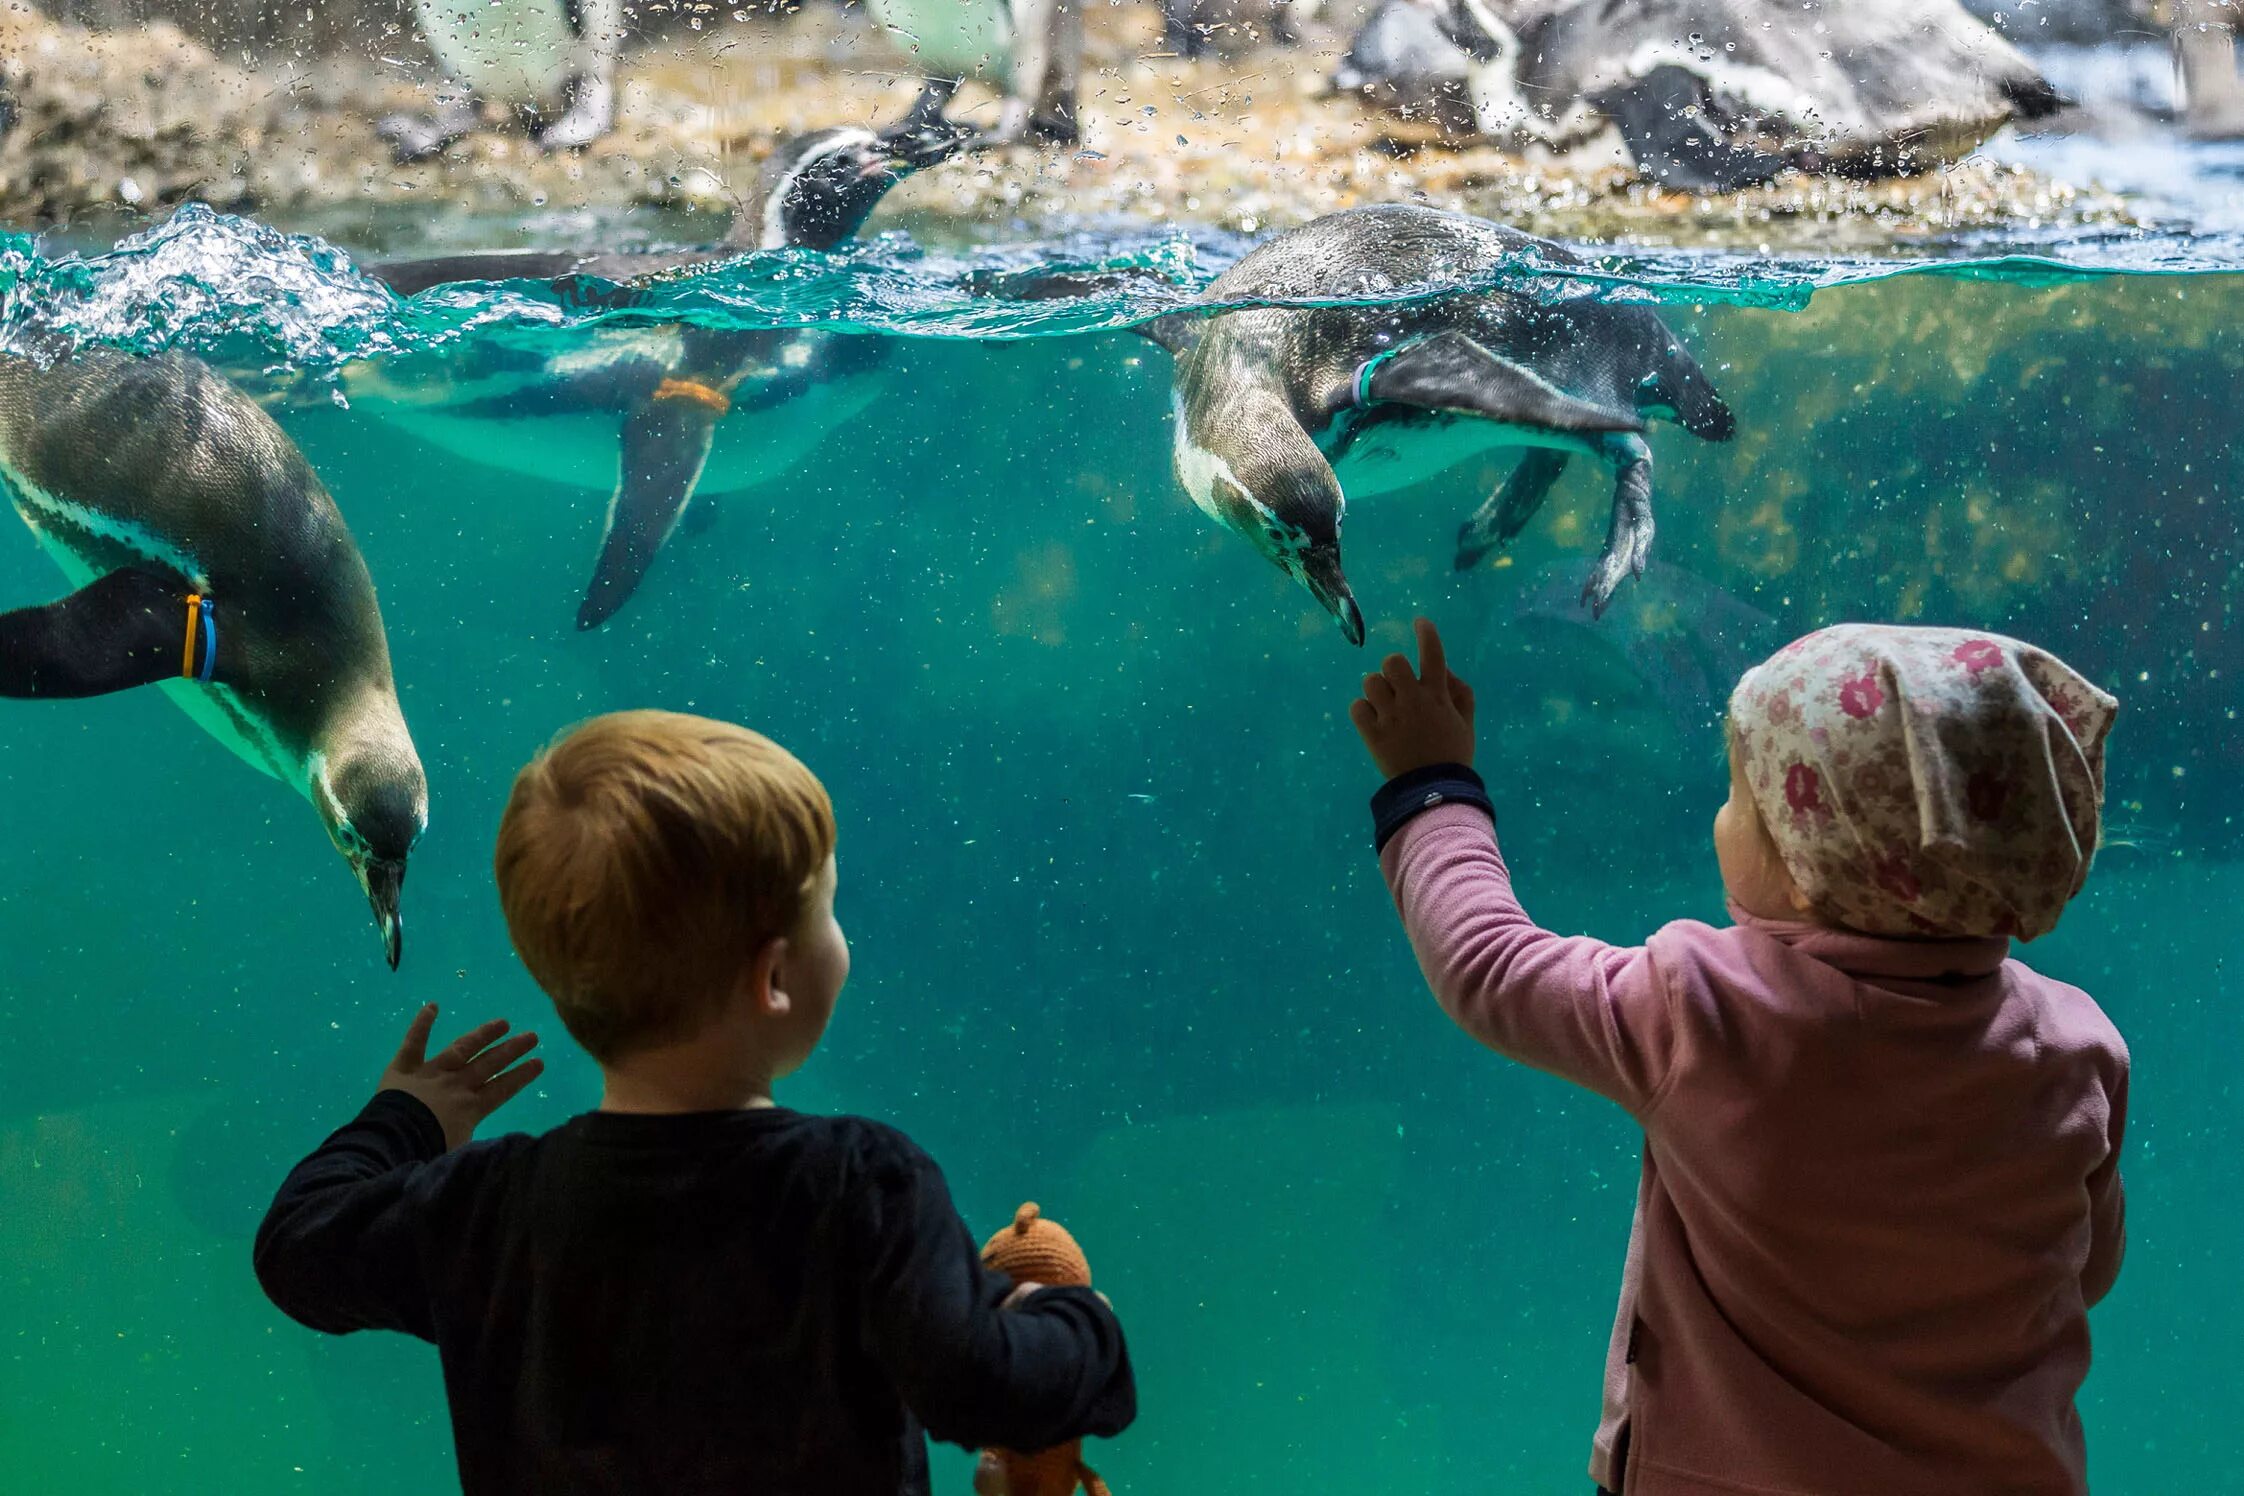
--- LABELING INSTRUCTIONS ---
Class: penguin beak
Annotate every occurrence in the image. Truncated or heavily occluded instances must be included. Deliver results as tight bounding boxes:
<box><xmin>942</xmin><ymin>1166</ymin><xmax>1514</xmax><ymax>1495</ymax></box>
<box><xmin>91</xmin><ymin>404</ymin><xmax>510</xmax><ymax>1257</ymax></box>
<box><xmin>1301</xmin><ymin>546</ymin><xmax>1367</xmax><ymax>646</ymax></box>
<box><xmin>360</xmin><ymin>857</ymin><xmax>406</xmax><ymax>970</ymax></box>
<box><xmin>875</xmin><ymin>117</ymin><xmax>972</xmax><ymax>171</ymax></box>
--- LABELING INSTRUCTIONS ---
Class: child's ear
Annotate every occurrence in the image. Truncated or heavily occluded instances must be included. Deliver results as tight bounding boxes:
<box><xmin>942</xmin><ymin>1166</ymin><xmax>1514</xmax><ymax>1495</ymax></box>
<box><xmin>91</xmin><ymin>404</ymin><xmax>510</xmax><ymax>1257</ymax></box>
<box><xmin>744</xmin><ymin>936</ymin><xmax>791</xmax><ymax>1017</ymax></box>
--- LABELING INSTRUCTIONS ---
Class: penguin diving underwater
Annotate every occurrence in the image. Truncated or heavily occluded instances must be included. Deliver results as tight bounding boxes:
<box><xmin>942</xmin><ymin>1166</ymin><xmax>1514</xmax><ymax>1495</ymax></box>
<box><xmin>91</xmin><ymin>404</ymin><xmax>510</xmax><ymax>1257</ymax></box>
<box><xmin>1133</xmin><ymin>204</ymin><xmax>1734</xmax><ymax>643</ymax></box>
<box><xmin>0</xmin><ymin>342</ymin><xmax>426</xmax><ymax>967</ymax></box>
<box><xmin>381</xmin><ymin>0</ymin><xmax>625</xmax><ymax>161</ymax></box>
<box><xmin>865</xmin><ymin>0</ymin><xmax>1082</xmax><ymax>144</ymax></box>
<box><xmin>354</xmin><ymin>119</ymin><xmax>969</xmax><ymax>630</ymax></box>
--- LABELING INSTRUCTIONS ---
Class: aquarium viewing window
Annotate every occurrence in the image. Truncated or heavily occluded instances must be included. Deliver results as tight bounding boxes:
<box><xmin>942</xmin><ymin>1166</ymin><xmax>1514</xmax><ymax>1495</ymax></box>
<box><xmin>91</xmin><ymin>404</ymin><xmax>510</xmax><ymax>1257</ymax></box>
<box><xmin>0</xmin><ymin>2</ymin><xmax>2235</xmax><ymax>1493</ymax></box>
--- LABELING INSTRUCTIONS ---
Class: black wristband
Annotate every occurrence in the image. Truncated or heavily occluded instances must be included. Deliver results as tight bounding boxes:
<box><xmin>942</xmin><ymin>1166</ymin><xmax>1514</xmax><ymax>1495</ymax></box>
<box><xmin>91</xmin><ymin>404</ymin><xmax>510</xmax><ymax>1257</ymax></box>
<box><xmin>1370</xmin><ymin>762</ymin><xmax>1494</xmax><ymax>855</ymax></box>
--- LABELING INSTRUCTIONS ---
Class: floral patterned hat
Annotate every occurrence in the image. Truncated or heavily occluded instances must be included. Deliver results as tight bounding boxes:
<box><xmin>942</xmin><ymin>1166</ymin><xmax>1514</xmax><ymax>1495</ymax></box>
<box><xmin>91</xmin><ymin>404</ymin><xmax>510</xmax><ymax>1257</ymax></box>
<box><xmin>1729</xmin><ymin>625</ymin><xmax>2118</xmax><ymax>941</ymax></box>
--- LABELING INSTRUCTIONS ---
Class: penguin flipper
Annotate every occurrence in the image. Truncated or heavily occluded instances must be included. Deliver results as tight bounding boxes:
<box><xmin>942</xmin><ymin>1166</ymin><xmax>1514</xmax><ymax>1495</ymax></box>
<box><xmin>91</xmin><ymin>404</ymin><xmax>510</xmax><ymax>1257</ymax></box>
<box><xmin>575</xmin><ymin>396</ymin><xmax>723</xmax><ymax>630</ymax></box>
<box><xmin>0</xmin><ymin>566</ymin><xmax>200</xmax><ymax>699</ymax></box>
<box><xmin>1134</xmin><ymin>311</ymin><xmax>1203</xmax><ymax>357</ymax></box>
<box><xmin>1364</xmin><ymin>332</ymin><xmax>1642</xmax><ymax>435</ymax></box>
<box><xmin>371</xmin><ymin>252</ymin><xmax>605</xmax><ymax>297</ymax></box>
<box><xmin>1456</xmin><ymin>447</ymin><xmax>1570</xmax><ymax>571</ymax></box>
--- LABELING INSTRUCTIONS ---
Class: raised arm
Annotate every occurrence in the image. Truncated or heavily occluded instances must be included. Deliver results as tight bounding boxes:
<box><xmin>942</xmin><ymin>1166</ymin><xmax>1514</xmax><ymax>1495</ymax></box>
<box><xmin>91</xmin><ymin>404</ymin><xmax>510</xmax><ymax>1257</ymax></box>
<box><xmin>856</xmin><ymin>1138</ymin><xmax>1135</xmax><ymax>1454</ymax></box>
<box><xmin>1353</xmin><ymin>621</ymin><xmax>1675</xmax><ymax>1114</ymax></box>
<box><xmin>254</xmin><ymin>1006</ymin><xmax>542</xmax><ymax>1338</ymax></box>
<box><xmin>253</xmin><ymin>1089</ymin><xmax>452</xmax><ymax>1337</ymax></box>
<box><xmin>1380</xmin><ymin>796</ymin><xmax>1672</xmax><ymax>1111</ymax></box>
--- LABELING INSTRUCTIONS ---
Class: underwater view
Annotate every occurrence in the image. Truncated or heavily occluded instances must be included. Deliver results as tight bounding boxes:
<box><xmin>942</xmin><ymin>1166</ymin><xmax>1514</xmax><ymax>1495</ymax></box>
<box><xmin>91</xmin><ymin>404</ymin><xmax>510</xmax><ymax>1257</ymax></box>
<box><xmin>2</xmin><ymin>2</ymin><xmax>2242</xmax><ymax>1494</ymax></box>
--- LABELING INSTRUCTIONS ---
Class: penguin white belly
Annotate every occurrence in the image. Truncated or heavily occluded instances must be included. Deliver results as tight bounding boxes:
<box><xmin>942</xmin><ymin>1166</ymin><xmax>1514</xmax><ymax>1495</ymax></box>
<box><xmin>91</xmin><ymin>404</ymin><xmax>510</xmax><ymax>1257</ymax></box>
<box><xmin>1329</xmin><ymin>415</ymin><xmax>1588</xmax><ymax>500</ymax></box>
<box><xmin>12</xmin><ymin>501</ymin><xmax>298</xmax><ymax>787</ymax></box>
<box><xmin>868</xmin><ymin>0</ymin><xmax>1017</xmax><ymax>81</ymax></box>
<box><xmin>354</xmin><ymin>368</ymin><xmax>892</xmax><ymax>497</ymax></box>
<box><xmin>414</xmin><ymin>0</ymin><xmax>576</xmax><ymax>107</ymax></box>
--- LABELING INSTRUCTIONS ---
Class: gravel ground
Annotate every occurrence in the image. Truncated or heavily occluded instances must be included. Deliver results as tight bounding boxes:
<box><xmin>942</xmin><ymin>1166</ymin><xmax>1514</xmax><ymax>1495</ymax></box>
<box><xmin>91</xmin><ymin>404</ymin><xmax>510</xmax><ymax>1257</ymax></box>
<box><xmin>0</xmin><ymin>3</ymin><xmax>2137</xmax><ymax>251</ymax></box>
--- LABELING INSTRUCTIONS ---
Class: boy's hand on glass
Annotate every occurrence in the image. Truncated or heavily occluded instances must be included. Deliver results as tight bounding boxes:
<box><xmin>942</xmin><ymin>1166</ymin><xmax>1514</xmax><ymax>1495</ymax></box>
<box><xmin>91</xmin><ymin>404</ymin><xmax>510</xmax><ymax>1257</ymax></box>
<box><xmin>1350</xmin><ymin>617</ymin><xmax>1476</xmax><ymax>779</ymax></box>
<box><xmin>378</xmin><ymin>1003</ymin><xmax>545</xmax><ymax>1151</ymax></box>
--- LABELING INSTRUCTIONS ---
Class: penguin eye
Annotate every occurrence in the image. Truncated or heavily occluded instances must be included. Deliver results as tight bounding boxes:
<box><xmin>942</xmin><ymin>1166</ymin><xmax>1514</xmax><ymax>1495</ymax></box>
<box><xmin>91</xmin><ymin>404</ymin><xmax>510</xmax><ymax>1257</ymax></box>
<box><xmin>338</xmin><ymin>823</ymin><xmax>368</xmax><ymax>856</ymax></box>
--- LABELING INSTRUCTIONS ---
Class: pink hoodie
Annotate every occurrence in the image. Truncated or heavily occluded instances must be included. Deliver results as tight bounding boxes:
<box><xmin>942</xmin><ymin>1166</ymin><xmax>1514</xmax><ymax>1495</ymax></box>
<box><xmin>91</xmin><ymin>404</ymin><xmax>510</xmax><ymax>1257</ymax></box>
<box><xmin>1382</xmin><ymin>804</ymin><xmax>2128</xmax><ymax>1495</ymax></box>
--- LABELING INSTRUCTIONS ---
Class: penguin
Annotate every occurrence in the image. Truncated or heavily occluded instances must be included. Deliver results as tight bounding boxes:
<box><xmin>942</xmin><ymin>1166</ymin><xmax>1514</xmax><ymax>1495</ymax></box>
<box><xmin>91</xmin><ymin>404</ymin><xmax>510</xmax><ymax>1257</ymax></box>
<box><xmin>864</xmin><ymin>0</ymin><xmax>1081</xmax><ymax>144</ymax></box>
<box><xmin>0</xmin><ymin>342</ymin><xmax>427</xmax><ymax>967</ymax></box>
<box><xmin>1335</xmin><ymin>0</ymin><xmax>2063</xmax><ymax>189</ymax></box>
<box><xmin>356</xmin><ymin>118</ymin><xmax>969</xmax><ymax>630</ymax></box>
<box><xmin>380</xmin><ymin>0</ymin><xmax>625</xmax><ymax>162</ymax></box>
<box><xmin>1133</xmin><ymin>204</ymin><xmax>1734</xmax><ymax>643</ymax></box>
<box><xmin>1328</xmin><ymin>0</ymin><xmax>1493</xmax><ymax>140</ymax></box>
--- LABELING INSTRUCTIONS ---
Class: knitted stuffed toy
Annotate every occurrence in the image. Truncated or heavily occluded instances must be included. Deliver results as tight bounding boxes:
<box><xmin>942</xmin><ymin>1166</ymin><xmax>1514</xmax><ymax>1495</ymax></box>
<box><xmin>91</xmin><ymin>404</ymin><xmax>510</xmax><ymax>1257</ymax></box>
<box><xmin>974</xmin><ymin>1203</ymin><xmax>1113</xmax><ymax>1496</ymax></box>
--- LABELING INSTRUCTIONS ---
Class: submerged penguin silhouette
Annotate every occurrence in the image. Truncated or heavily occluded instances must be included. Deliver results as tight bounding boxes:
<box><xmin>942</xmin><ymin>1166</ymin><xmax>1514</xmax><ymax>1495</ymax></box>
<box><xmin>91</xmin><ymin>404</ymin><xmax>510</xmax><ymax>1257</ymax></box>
<box><xmin>0</xmin><ymin>344</ymin><xmax>427</xmax><ymax>967</ymax></box>
<box><xmin>1135</xmin><ymin>205</ymin><xmax>1734</xmax><ymax>643</ymax></box>
<box><xmin>362</xmin><ymin>119</ymin><xmax>969</xmax><ymax>630</ymax></box>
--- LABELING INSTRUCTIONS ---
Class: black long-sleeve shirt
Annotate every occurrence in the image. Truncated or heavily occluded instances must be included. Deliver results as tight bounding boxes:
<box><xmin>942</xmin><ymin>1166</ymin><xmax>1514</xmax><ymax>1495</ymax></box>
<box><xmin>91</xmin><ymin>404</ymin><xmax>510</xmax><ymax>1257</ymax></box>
<box><xmin>255</xmin><ymin>1091</ymin><xmax>1134</xmax><ymax>1496</ymax></box>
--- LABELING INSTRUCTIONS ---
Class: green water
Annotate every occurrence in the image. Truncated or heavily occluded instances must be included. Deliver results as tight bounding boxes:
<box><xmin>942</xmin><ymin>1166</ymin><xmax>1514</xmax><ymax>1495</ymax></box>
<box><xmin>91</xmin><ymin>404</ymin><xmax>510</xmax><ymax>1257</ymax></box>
<box><xmin>0</xmin><ymin>216</ymin><xmax>2239</xmax><ymax>1492</ymax></box>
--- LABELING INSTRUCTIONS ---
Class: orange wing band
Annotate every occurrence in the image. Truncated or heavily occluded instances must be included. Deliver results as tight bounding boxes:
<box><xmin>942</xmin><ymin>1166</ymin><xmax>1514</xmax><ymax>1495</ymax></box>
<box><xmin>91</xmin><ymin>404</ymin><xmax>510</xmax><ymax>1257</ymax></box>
<box><xmin>652</xmin><ymin>378</ymin><xmax>732</xmax><ymax>416</ymax></box>
<box><xmin>181</xmin><ymin>594</ymin><xmax>202</xmax><ymax>679</ymax></box>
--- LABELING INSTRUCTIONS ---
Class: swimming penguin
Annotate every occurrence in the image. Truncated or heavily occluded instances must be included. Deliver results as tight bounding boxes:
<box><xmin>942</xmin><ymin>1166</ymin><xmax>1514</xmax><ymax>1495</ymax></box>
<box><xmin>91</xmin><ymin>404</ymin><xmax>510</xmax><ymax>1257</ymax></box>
<box><xmin>0</xmin><ymin>343</ymin><xmax>427</xmax><ymax>967</ymax></box>
<box><xmin>381</xmin><ymin>0</ymin><xmax>625</xmax><ymax>161</ymax></box>
<box><xmin>1135</xmin><ymin>204</ymin><xmax>1734</xmax><ymax>643</ymax></box>
<box><xmin>865</xmin><ymin>0</ymin><xmax>1081</xmax><ymax>144</ymax></box>
<box><xmin>357</xmin><ymin>119</ymin><xmax>969</xmax><ymax>629</ymax></box>
<box><xmin>1336</xmin><ymin>0</ymin><xmax>2063</xmax><ymax>189</ymax></box>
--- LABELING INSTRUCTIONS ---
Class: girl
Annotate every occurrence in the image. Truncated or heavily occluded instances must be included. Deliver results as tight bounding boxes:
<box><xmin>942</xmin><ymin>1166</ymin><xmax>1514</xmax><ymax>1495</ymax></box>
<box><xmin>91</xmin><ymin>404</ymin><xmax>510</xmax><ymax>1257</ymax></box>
<box><xmin>1351</xmin><ymin>620</ymin><xmax>2127</xmax><ymax>1495</ymax></box>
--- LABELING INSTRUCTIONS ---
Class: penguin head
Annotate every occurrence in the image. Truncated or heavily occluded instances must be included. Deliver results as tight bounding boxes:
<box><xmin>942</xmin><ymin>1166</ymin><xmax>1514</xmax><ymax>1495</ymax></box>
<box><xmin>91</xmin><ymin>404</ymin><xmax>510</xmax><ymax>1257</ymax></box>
<box><xmin>315</xmin><ymin>740</ymin><xmax>428</xmax><ymax>971</ymax></box>
<box><xmin>1173</xmin><ymin>391</ymin><xmax>1365</xmax><ymax>645</ymax></box>
<box><xmin>734</xmin><ymin>119</ymin><xmax>973</xmax><ymax>253</ymax></box>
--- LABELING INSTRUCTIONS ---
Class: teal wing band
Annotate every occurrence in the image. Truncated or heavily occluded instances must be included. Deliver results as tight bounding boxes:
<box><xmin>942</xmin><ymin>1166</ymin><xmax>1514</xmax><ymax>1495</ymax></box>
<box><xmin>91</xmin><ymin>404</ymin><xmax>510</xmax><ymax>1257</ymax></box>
<box><xmin>1351</xmin><ymin>344</ymin><xmax>1409</xmax><ymax>408</ymax></box>
<box><xmin>196</xmin><ymin>600</ymin><xmax>218</xmax><ymax>683</ymax></box>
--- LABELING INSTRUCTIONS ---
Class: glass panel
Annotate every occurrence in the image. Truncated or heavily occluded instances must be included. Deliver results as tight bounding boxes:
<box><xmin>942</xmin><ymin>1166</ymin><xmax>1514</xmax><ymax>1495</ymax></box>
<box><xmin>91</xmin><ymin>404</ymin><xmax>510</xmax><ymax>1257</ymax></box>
<box><xmin>1</xmin><ymin>2</ymin><xmax>2236</xmax><ymax>1491</ymax></box>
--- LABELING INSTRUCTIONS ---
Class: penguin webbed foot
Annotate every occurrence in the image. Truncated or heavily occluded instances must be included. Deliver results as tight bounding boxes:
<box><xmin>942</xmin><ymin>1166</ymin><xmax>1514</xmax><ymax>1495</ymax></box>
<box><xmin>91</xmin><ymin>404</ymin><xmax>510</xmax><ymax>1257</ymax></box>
<box><xmin>378</xmin><ymin>95</ymin><xmax>481</xmax><ymax>163</ymax></box>
<box><xmin>1456</xmin><ymin>449</ymin><xmax>1570</xmax><ymax>572</ymax></box>
<box><xmin>535</xmin><ymin>74</ymin><xmax>616</xmax><ymax>151</ymax></box>
<box><xmin>1580</xmin><ymin>451</ymin><xmax>1655</xmax><ymax>618</ymax></box>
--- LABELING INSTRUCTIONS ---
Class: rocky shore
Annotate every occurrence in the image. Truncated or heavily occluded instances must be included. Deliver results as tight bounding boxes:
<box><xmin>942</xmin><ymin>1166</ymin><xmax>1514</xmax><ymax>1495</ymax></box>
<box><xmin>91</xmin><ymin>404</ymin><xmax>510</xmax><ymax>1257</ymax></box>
<box><xmin>0</xmin><ymin>3</ymin><xmax>2139</xmax><ymax>252</ymax></box>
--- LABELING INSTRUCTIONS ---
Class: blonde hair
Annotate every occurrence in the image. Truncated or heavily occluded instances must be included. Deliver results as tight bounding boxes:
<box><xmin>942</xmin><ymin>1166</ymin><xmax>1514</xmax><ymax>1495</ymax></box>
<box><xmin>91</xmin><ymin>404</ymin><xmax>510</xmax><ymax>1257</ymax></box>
<box><xmin>494</xmin><ymin>711</ymin><xmax>836</xmax><ymax>1061</ymax></box>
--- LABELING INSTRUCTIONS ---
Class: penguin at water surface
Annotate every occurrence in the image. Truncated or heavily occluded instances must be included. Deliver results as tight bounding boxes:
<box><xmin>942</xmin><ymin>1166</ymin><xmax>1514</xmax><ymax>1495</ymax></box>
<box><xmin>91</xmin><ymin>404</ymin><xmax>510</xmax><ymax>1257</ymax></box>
<box><xmin>1133</xmin><ymin>204</ymin><xmax>1734</xmax><ymax>643</ymax></box>
<box><xmin>382</xmin><ymin>0</ymin><xmax>627</xmax><ymax>161</ymax></box>
<box><xmin>0</xmin><ymin>343</ymin><xmax>426</xmax><ymax>967</ymax></box>
<box><xmin>359</xmin><ymin>119</ymin><xmax>969</xmax><ymax>630</ymax></box>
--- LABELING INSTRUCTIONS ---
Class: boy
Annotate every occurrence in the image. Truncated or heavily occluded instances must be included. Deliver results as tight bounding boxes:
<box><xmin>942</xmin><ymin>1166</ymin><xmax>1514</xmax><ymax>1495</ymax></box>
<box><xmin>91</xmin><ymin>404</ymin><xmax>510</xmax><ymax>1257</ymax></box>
<box><xmin>256</xmin><ymin>710</ymin><xmax>1134</xmax><ymax>1495</ymax></box>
